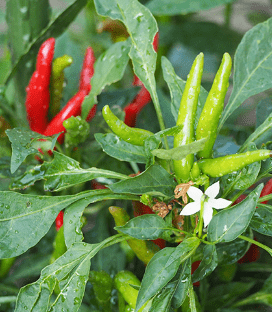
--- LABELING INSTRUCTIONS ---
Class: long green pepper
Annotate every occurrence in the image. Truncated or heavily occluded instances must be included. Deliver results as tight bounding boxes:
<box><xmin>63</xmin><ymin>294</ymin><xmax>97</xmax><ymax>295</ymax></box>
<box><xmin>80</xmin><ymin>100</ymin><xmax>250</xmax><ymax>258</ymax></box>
<box><xmin>173</xmin><ymin>53</ymin><xmax>204</xmax><ymax>182</ymax></box>
<box><xmin>198</xmin><ymin>149</ymin><xmax>272</xmax><ymax>177</ymax></box>
<box><xmin>102</xmin><ymin>105</ymin><xmax>153</xmax><ymax>146</ymax></box>
<box><xmin>196</xmin><ymin>53</ymin><xmax>232</xmax><ymax>158</ymax></box>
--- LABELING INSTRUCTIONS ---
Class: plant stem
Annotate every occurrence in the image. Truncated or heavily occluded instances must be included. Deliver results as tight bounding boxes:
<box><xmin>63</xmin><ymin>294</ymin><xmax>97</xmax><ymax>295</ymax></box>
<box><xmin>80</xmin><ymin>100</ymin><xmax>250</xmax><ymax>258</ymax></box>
<box><xmin>198</xmin><ymin>197</ymin><xmax>205</xmax><ymax>238</ymax></box>
<box><xmin>224</xmin><ymin>3</ymin><xmax>232</xmax><ymax>29</ymax></box>
<box><xmin>239</xmin><ymin>235</ymin><xmax>272</xmax><ymax>257</ymax></box>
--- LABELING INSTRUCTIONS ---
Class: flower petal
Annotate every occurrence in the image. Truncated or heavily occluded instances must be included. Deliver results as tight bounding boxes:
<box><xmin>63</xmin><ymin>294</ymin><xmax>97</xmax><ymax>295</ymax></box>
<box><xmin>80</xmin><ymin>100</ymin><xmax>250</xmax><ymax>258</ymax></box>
<box><xmin>180</xmin><ymin>202</ymin><xmax>201</xmax><ymax>216</ymax></box>
<box><xmin>205</xmin><ymin>181</ymin><xmax>220</xmax><ymax>199</ymax></box>
<box><xmin>203</xmin><ymin>202</ymin><xmax>213</xmax><ymax>227</ymax></box>
<box><xmin>187</xmin><ymin>186</ymin><xmax>203</xmax><ymax>202</ymax></box>
<box><xmin>209</xmin><ymin>198</ymin><xmax>232</xmax><ymax>209</ymax></box>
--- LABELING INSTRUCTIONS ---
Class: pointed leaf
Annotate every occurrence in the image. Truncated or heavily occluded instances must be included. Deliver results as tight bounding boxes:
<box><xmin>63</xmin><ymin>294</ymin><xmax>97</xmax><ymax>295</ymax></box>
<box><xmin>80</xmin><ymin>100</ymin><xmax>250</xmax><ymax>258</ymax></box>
<box><xmin>250</xmin><ymin>207</ymin><xmax>272</xmax><ymax>237</ymax></box>
<box><xmin>207</xmin><ymin>184</ymin><xmax>263</xmax><ymax>243</ymax></box>
<box><xmin>135</xmin><ymin>237</ymin><xmax>200</xmax><ymax>312</ymax></box>
<box><xmin>94</xmin><ymin>0</ymin><xmax>159</xmax><ymax>115</ymax></box>
<box><xmin>171</xmin><ymin>259</ymin><xmax>191</xmax><ymax>308</ymax></box>
<box><xmin>95</xmin><ymin>133</ymin><xmax>146</xmax><ymax>163</ymax></box>
<box><xmin>11</xmin><ymin>151</ymin><xmax>128</xmax><ymax>191</ymax></box>
<box><xmin>192</xmin><ymin>245</ymin><xmax>218</xmax><ymax>283</ymax></box>
<box><xmin>81</xmin><ymin>40</ymin><xmax>131</xmax><ymax>118</ymax></box>
<box><xmin>146</xmin><ymin>0</ymin><xmax>235</xmax><ymax>15</ymax></box>
<box><xmin>109</xmin><ymin>164</ymin><xmax>176</xmax><ymax>197</ymax></box>
<box><xmin>151</xmin><ymin>138</ymin><xmax>207</xmax><ymax>160</ymax></box>
<box><xmin>219</xmin><ymin>17</ymin><xmax>272</xmax><ymax>129</ymax></box>
<box><xmin>6</xmin><ymin>128</ymin><xmax>58</xmax><ymax>174</ymax></box>
<box><xmin>0</xmin><ymin>189</ymin><xmax>137</xmax><ymax>258</ymax></box>
<box><xmin>115</xmin><ymin>214</ymin><xmax>168</xmax><ymax>240</ymax></box>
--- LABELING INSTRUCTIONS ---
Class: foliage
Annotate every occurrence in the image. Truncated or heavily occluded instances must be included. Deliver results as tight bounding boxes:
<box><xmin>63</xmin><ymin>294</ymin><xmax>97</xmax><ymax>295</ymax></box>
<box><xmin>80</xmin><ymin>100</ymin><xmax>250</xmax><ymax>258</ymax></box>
<box><xmin>1</xmin><ymin>1</ymin><xmax>272</xmax><ymax>311</ymax></box>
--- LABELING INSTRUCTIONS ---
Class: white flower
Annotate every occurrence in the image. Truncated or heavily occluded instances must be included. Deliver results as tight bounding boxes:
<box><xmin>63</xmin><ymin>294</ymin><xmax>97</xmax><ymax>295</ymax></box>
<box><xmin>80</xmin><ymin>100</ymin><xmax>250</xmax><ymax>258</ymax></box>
<box><xmin>180</xmin><ymin>181</ymin><xmax>231</xmax><ymax>227</ymax></box>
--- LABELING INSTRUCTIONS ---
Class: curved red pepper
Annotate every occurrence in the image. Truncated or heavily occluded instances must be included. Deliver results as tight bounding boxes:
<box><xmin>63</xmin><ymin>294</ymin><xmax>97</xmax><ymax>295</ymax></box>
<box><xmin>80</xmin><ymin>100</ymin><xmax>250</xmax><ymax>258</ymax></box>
<box><xmin>25</xmin><ymin>38</ymin><xmax>55</xmax><ymax>134</ymax></box>
<box><xmin>79</xmin><ymin>47</ymin><xmax>95</xmax><ymax>94</ymax></box>
<box><xmin>123</xmin><ymin>32</ymin><xmax>159</xmax><ymax>127</ymax></box>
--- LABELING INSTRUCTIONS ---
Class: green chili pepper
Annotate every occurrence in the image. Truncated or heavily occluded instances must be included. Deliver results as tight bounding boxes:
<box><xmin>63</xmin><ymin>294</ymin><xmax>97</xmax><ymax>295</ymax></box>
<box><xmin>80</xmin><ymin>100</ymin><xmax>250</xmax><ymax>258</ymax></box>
<box><xmin>196</xmin><ymin>53</ymin><xmax>232</xmax><ymax>158</ymax></box>
<box><xmin>190</xmin><ymin>162</ymin><xmax>200</xmax><ymax>181</ymax></box>
<box><xmin>50</xmin><ymin>54</ymin><xmax>73</xmax><ymax>117</ymax></box>
<box><xmin>89</xmin><ymin>270</ymin><xmax>113</xmax><ymax>310</ymax></box>
<box><xmin>173</xmin><ymin>53</ymin><xmax>204</xmax><ymax>182</ymax></box>
<box><xmin>109</xmin><ymin>206</ymin><xmax>159</xmax><ymax>265</ymax></box>
<box><xmin>198</xmin><ymin>149</ymin><xmax>272</xmax><ymax>178</ymax></box>
<box><xmin>114</xmin><ymin>270</ymin><xmax>140</xmax><ymax>310</ymax></box>
<box><xmin>102</xmin><ymin>105</ymin><xmax>153</xmax><ymax>146</ymax></box>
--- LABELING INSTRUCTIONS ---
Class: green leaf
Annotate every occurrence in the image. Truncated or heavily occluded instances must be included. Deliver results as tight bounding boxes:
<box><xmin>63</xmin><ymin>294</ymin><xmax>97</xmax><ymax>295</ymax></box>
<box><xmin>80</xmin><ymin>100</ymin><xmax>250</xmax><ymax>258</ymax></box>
<box><xmin>6</xmin><ymin>128</ymin><xmax>58</xmax><ymax>174</ymax></box>
<box><xmin>256</xmin><ymin>97</ymin><xmax>272</xmax><ymax>128</ymax></box>
<box><xmin>115</xmin><ymin>214</ymin><xmax>168</xmax><ymax>240</ymax></box>
<box><xmin>64</xmin><ymin>199</ymin><xmax>90</xmax><ymax>249</ymax></box>
<box><xmin>161</xmin><ymin>56</ymin><xmax>208</xmax><ymax>125</ymax></box>
<box><xmin>15</xmin><ymin>237</ymin><xmax>120</xmax><ymax>312</ymax></box>
<box><xmin>109</xmin><ymin>164</ymin><xmax>176</xmax><ymax>198</ymax></box>
<box><xmin>216</xmin><ymin>237</ymin><xmax>250</xmax><ymax>265</ymax></box>
<box><xmin>96</xmin><ymin>87</ymin><xmax>141</xmax><ymax>111</ymax></box>
<box><xmin>207</xmin><ymin>184</ymin><xmax>263</xmax><ymax>243</ymax></box>
<box><xmin>146</xmin><ymin>0</ymin><xmax>235</xmax><ymax>16</ymax></box>
<box><xmin>135</xmin><ymin>237</ymin><xmax>200</xmax><ymax>312</ymax></box>
<box><xmin>6</xmin><ymin>0</ymin><xmax>88</xmax><ymax>86</ymax></box>
<box><xmin>94</xmin><ymin>0</ymin><xmax>159</xmax><ymax>126</ymax></box>
<box><xmin>149</xmin><ymin>280</ymin><xmax>178</xmax><ymax>312</ymax></box>
<box><xmin>192</xmin><ymin>245</ymin><xmax>218</xmax><ymax>283</ymax></box>
<box><xmin>81</xmin><ymin>40</ymin><xmax>131</xmax><ymax>118</ymax></box>
<box><xmin>239</xmin><ymin>111</ymin><xmax>272</xmax><ymax>152</ymax></box>
<box><xmin>0</xmin><ymin>189</ymin><xmax>137</xmax><ymax>258</ymax></box>
<box><xmin>205</xmin><ymin>282</ymin><xmax>255</xmax><ymax>311</ymax></box>
<box><xmin>95</xmin><ymin>133</ymin><xmax>146</xmax><ymax>163</ymax></box>
<box><xmin>250</xmin><ymin>207</ymin><xmax>272</xmax><ymax>237</ymax></box>
<box><xmin>151</xmin><ymin>138</ymin><xmax>207</xmax><ymax>160</ymax></box>
<box><xmin>11</xmin><ymin>151</ymin><xmax>128</xmax><ymax>191</ymax></box>
<box><xmin>6</xmin><ymin>0</ymin><xmax>51</xmax><ymax>107</ymax></box>
<box><xmin>171</xmin><ymin>259</ymin><xmax>191</xmax><ymax>309</ymax></box>
<box><xmin>234</xmin><ymin>273</ymin><xmax>272</xmax><ymax>308</ymax></box>
<box><xmin>219</xmin><ymin>17</ymin><xmax>272</xmax><ymax>129</ymax></box>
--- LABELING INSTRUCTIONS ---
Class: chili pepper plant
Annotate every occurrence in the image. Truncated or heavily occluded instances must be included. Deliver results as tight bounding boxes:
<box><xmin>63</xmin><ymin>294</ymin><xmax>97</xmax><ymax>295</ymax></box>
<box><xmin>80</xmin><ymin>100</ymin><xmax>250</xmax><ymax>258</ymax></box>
<box><xmin>2</xmin><ymin>0</ymin><xmax>272</xmax><ymax>311</ymax></box>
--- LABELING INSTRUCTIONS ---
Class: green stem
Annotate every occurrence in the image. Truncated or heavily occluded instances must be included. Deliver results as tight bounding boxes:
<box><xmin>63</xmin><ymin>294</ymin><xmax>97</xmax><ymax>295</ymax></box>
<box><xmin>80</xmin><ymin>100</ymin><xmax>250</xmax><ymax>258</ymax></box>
<box><xmin>239</xmin><ymin>235</ymin><xmax>272</xmax><ymax>257</ymax></box>
<box><xmin>224</xmin><ymin>4</ymin><xmax>232</xmax><ymax>29</ymax></box>
<box><xmin>188</xmin><ymin>281</ymin><xmax>197</xmax><ymax>312</ymax></box>
<box><xmin>258</xmin><ymin>194</ymin><xmax>272</xmax><ymax>203</ymax></box>
<box><xmin>152</xmin><ymin>92</ymin><xmax>169</xmax><ymax>149</ymax></box>
<box><xmin>198</xmin><ymin>197</ymin><xmax>205</xmax><ymax>238</ymax></box>
<box><xmin>0</xmin><ymin>296</ymin><xmax>17</xmax><ymax>304</ymax></box>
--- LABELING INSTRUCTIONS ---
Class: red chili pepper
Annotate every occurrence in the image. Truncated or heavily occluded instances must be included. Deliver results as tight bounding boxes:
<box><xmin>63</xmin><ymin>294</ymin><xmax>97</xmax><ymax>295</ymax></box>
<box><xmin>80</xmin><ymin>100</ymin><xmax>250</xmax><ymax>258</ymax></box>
<box><xmin>43</xmin><ymin>47</ymin><xmax>96</xmax><ymax>142</ymax></box>
<box><xmin>232</xmin><ymin>195</ymin><xmax>260</xmax><ymax>263</ymax></box>
<box><xmin>55</xmin><ymin>210</ymin><xmax>64</xmax><ymax>231</ymax></box>
<box><xmin>259</xmin><ymin>178</ymin><xmax>272</xmax><ymax>204</ymax></box>
<box><xmin>191</xmin><ymin>260</ymin><xmax>201</xmax><ymax>287</ymax></box>
<box><xmin>238</xmin><ymin>237</ymin><xmax>260</xmax><ymax>264</ymax></box>
<box><xmin>79</xmin><ymin>47</ymin><xmax>95</xmax><ymax>94</ymax></box>
<box><xmin>123</xmin><ymin>32</ymin><xmax>159</xmax><ymax>127</ymax></box>
<box><xmin>132</xmin><ymin>201</ymin><xmax>166</xmax><ymax>249</ymax></box>
<box><xmin>25</xmin><ymin>38</ymin><xmax>55</xmax><ymax>134</ymax></box>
